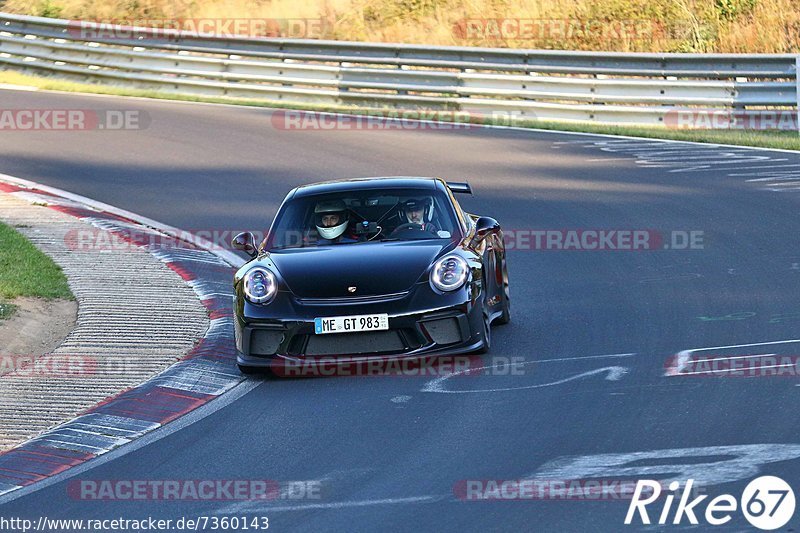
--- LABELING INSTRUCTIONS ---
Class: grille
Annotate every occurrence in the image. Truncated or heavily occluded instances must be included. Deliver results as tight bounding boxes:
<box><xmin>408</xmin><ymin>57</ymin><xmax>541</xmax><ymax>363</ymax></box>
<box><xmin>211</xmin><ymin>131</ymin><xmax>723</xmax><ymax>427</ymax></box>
<box><xmin>250</xmin><ymin>329</ymin><xmax>284</xmax><ymax>356</ymax></box>
<box><xmin>423</xmin><ymin>318</ymin><xmax>462</xmax><ymax>345</ymax></box>
<box><xmin>296</xmin><ymin>291</ymin><xmax>409</xmax><ymax>305</ymax></box>
<box><xmin>305</xmin><ymin>330</ymin><xmax>405</xmax><ymax>356</ymax></box>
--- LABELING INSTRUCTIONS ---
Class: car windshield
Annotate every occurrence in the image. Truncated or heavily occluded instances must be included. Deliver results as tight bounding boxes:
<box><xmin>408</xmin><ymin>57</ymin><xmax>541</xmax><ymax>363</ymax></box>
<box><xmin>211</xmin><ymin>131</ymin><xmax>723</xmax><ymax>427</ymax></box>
<box><xmin>266</xmin><ymin>187</ymin><xmax>460</xmax><ymax>250</ymax></box>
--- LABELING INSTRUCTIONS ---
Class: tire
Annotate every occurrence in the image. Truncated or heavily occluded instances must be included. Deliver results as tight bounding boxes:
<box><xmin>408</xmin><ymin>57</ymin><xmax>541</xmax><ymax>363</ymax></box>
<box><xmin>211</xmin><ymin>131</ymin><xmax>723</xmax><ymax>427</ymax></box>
<box><xmin>494</xmin><ymin>257</ymin><xmax>511</xmax><ymax>325</ymax></box>
<box><xmin>476</xmin><ymin>311</ymin><xmax>491</xmax><ymax>354</ymax></box>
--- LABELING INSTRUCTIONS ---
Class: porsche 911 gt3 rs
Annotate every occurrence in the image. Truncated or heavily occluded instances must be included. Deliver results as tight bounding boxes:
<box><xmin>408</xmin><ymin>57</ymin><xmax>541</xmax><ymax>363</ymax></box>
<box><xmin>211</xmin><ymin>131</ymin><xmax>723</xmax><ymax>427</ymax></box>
<box><xmin>232</xmin><ymin>176</ymin><xmax>510</xmax><ymax>375</ymax></box>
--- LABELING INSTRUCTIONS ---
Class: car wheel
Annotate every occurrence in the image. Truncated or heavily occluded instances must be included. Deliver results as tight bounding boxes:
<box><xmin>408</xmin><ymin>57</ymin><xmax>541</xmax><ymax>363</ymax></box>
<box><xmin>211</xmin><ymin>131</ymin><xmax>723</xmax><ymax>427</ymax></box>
<box><xmin>477</xmin><ymin>311</ymin><xmax>491</xmax><ymax>354</ymax></box>
<box><xmin>495</xmin><ymin>257</ymin><xmax>511</xmax><ymax>325</ymax></box>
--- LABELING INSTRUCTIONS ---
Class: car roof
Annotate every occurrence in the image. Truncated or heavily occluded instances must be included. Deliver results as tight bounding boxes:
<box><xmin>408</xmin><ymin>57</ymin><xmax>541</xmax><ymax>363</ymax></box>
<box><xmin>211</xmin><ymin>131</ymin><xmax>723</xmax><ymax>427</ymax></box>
<box><xmin>291</xmin><ymin>177</ymin><xmax>440</xmax><ymax>198</ymax></box>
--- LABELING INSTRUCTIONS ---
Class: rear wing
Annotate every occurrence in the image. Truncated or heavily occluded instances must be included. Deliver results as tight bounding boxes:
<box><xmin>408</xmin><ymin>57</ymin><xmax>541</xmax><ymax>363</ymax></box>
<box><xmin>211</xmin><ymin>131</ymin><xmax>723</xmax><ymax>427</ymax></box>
<box><xmin>446</xmin><ymin>181</ymin><xmax>472</xmax><ymax>195</ymax></box>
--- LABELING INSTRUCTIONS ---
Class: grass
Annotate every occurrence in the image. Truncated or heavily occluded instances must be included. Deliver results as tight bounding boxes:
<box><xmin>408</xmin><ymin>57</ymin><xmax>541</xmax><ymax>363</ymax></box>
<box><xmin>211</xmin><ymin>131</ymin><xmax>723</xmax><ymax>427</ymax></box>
<box><xmin>2</xmin><ymin>69</ymin><xmax>799</xmax><ymax>151</ymax></box>
<box><xmin>4</xmin><ymin>0</ymin><xmax>800</xmax><ymax>53</ymax></box>
<box><xmin>0</xmin><ymin>302</ymin><xmax>17</xmax><ymax>320</ymax></box>
<box><xmin>0</xmin><ymin>221</ymin><xmax>73</xmax><ymax>302</ymax></box>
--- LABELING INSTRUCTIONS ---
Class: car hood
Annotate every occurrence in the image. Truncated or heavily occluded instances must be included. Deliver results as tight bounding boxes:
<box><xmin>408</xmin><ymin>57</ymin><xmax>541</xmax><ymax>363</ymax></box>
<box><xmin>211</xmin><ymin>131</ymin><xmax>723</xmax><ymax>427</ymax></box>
<box><xmin>268</xmin><ymin>241</ymin><xmax>450</xmax><ymax>298</ymax></box>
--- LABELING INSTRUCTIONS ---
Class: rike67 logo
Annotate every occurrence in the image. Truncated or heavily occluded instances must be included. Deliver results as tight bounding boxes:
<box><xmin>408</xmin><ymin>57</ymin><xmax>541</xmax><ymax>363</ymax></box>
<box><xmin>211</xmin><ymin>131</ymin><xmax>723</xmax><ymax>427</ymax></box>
<box><xmin>626</xmin><ymin>476</ymin><xmax>795</xmax><ymax>530</ymax></box>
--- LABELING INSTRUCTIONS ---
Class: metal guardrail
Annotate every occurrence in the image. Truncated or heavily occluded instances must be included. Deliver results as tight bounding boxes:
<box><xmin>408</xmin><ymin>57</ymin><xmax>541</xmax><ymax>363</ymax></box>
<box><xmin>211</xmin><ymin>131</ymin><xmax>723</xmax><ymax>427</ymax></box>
<box><xmin>0</xmin><ymin>12</ymin><xmax>798</xmax><ymax>129</ymax></box>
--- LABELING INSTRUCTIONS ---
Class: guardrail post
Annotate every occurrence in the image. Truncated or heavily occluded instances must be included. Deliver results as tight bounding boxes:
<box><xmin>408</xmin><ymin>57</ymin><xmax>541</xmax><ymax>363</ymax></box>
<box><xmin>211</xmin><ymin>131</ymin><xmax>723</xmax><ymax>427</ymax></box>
<box><xmin>795</xmin><ymin>56</ymin><xmax>800</xmax><ymax>134</ymax></box>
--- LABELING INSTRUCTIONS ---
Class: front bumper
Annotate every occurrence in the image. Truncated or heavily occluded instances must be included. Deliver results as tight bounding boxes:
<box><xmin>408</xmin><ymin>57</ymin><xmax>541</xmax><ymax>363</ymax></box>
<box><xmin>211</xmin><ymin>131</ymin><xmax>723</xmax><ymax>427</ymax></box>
<box><xmin>235</xmin><ymin>284</ymin><xmax>485</xmax><ymax>368</ymax></box>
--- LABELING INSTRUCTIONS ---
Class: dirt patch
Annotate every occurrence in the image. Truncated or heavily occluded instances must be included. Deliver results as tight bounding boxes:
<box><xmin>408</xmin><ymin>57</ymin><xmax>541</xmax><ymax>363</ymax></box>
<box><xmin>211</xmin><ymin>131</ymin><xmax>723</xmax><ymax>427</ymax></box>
<box><xmin>0</xmin><ymin>297</ymin><xmax>77</xmax><ymax>376</ymax></box>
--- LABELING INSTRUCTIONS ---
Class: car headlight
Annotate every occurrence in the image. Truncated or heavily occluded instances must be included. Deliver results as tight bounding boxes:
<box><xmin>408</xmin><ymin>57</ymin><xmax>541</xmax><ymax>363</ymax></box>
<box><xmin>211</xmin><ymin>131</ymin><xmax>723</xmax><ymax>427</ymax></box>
<box><xmin>243</xmin><ymin>267</ymin><xmax>277</xmax><ymax>304</ymax></box>
<box><xmin>430</xmin><ymin>255</ymin><xmax>469</xmax><ymax>292</ymax></box>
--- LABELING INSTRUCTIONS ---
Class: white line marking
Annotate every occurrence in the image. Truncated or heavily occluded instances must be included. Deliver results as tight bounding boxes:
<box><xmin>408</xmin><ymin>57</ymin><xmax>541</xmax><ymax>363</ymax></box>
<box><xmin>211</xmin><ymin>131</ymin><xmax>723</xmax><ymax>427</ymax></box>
<box><xmin>687</xmin><ymin>353</ymin><xmax>777</xmax><ymax>362</ymax></box>
<box><xmin>0</xmin><ymin>83</ymin><xmax>38</xmax><ymax>92</ymax></box>
<box><xmin>0</xmin><ymin>379</ymin><xmax>262</xmax><ymax>505</ymax></box>
<box><xmin>664</xmin><ymin>340</ymin><xmax>800</xmax><ymax>376</ymax></box>
<box><xmin>729</xmin><ymin>164</ymin><xmax>800</xmax><ymax>173</ymax></box>
<box><xmin>535</xmin><ymin>352</ymin><xmax>635</xmax><ymax>364</ymax></box>
<box><xmin>566</xmin><ymin>139</ymin><xmax>800</xmax><ymax>191</ymax></box>
<box><xmin>681</xmin><ymin>340</ymin><xmax>800</xmax><ymax>353</ymax></box>
<box><xmin>524</xmin><ymin>444</ymin><xmax>800</xmax><ymax>489</ymax></box>
<box><xmin>680</xmin><ymin>363</ymin><xmax>794</xmax><ymax>376</ymax></box>
<box><xmin>421</xmin><ymin>354</ymin><xmax>634</xmax><ymax>394</ymax></box>
<box><xmin>218</xmin><ymin>495</ymin><xmax>442</xmax><ymax>514</ymax></box>
<box><xmin>667</xmin><ymin>352</ymin><xmax>790</xmax><ymax>376</ymax></box>
<box><xmin>0</xmin><ymin>484</ymin><xmax>23</xmax><ymax>497</ymax></box>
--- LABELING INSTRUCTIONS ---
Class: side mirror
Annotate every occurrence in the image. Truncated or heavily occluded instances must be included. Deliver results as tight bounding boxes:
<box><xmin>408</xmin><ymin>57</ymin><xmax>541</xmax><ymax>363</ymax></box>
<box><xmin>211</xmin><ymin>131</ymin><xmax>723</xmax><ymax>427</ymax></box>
<box><xmin>471</xmin><ymin>217</ymin><xmax>499</xmax><ymax>247</ymax></box>
<box><xmin>232</xmin><ymin>232</ymin><xmax>258</xmax><ymax>258</ymax></box>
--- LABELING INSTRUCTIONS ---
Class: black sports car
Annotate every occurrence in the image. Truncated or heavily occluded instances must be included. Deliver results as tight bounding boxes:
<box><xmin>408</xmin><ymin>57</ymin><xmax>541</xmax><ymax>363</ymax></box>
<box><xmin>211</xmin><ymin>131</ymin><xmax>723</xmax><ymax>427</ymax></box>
<box><xmin>231</xmin><ymin>176</ymin><xmax>510</xmax><ymax>375</ymax></box>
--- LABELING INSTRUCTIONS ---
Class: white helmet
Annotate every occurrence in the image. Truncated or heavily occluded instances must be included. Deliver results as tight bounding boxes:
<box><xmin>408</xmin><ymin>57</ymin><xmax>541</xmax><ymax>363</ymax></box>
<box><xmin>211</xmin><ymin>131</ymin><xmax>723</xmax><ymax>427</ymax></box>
<box><xmin>314</xmin><ymin>200</ymin><xmax>349</xmax><ymax>240</ymax></box>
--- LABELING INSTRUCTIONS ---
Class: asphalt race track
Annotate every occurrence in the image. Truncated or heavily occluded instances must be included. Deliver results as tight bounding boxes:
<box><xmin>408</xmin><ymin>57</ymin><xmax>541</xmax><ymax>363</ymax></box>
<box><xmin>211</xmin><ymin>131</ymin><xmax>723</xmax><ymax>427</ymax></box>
<box><xmin>3</xmin><ymin>90</ymin><xmax>800</xmax><ymax>531</ymax></box>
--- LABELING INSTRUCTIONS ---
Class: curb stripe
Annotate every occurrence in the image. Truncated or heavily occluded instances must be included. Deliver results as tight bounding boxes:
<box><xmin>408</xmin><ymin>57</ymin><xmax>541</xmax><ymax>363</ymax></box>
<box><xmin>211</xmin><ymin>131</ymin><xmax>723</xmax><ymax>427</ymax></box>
<box><xmin>0</xmin><ymin>179</ymin><xmax>244</xmax><ymax>497</ymax></box>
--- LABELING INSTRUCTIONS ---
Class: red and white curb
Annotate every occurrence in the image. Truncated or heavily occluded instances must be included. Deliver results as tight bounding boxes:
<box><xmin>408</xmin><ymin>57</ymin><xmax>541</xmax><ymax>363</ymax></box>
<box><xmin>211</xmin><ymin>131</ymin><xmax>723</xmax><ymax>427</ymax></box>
<box><xmin>0</xmin><ymin>176</ymin><xmax>246</xmax><ymax>498</ymax></box>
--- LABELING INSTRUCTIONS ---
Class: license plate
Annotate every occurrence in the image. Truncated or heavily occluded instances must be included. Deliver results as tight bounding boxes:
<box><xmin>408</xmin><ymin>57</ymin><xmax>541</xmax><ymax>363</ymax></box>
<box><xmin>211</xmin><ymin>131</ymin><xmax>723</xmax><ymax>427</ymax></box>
<box><xmin>314</xmin><ymin>314</ymin><xmax>389</xmax><ymax>335</ymax></box>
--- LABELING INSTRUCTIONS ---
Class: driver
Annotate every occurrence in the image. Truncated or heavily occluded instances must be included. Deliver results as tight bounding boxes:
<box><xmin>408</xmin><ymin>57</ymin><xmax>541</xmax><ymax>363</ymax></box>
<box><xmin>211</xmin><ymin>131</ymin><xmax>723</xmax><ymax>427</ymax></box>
<box><xmin>400</xmin><ymin>197</ymin><xmax>437</xmax><ymax>232</ymax></box>
<box><xmin>312</xmin><ymin>200</ymin><xmax>357</xmax><ymax>244</ymax></box>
